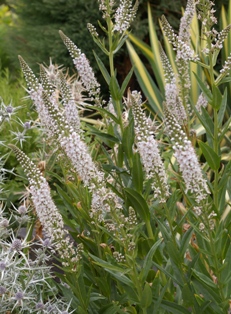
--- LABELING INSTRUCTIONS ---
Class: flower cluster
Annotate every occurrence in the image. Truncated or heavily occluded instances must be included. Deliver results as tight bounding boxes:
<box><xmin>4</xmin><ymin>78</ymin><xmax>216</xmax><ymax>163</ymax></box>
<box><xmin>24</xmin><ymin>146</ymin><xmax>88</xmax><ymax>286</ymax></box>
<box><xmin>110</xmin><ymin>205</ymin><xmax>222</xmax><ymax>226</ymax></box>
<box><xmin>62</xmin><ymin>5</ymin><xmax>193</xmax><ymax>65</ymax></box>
<box><xmin>60</xmin><ymin>131</ymin><xmax>103</xmax><ymax>186</ymax></box>
<box><xmin>196</xmin><ymin>92</ymin><xmax>208</xmax><ymax>113</ymax></box>
<box><xmin>160</xmin><ymin>0</ymin><xmax>198</xmax><ymax>119</ymax></box>
<box><xmin>113</xmin><ymin>0</ymin><xmax>138</xmax><ymax>33</ymax></box>
<box><xmin>212</xmin><ymin>24</ymin><xmax>231</xmax><ymax>51</ymax></box>
<box><xmin>196</xmin><ymin>0</ymin><xmax>217</xmax><ymax>33</ymax></box>
<box><xmin>59</xmin><ymin>30</ymin><xmax>101</xmax><ymax>103</ymax></box>
<box><xmin>127</xmin><ymin>90</ymin><xmax>169</xmax><ymax>202</ymax></box>
<box><xmin>58</xmin><ymin>71</ymin><xmax>81</xmax><ymax>132</ymax></box>
<box><xmin>9</xmin><ymin>144</ymin><xmax>78</xmax><ymax>267</ymax></box>
<box><xmin>164</xmin><ymin>105</ymin><xmax>209</xmax><ymax>205</ymax></box>
<box><xmin>219</xmin><ymin>53</ymin><xmax>231</xmax><ymax>78</ymax></box>
<box><xmin>18</xmin><ymin>56</ymin><xmax>55</xmax><ymax>139</ymax></box>
<box><xmin>98</xmin><ymin>0</ymin><xmax>115</xmax><ymax>19</ymax></box>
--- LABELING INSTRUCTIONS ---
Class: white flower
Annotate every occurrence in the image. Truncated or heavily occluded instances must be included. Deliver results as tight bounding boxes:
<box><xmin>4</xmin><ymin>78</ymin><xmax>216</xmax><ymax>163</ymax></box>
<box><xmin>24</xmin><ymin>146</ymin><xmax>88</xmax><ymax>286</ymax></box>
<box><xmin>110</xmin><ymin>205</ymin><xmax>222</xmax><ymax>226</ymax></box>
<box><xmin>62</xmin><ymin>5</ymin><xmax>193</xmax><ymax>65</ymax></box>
<box><xmin>165</xmin><ymin>81</ymin><xmax>187</xmax><ymax>124</ymax></box>
<box><xmin>128</xmin><ymin>91</ymin><xmax>170</xmax><ymax>202</ymax></box>
<box><xmin>9</xmin><ymin>145</ymin><xmax>77</xmax><ymax>266</ymax></box>
<box><xmin>73</xmin><ymin>54</ymin><xmax>100</xmax><ymax>101</ymax></box>
<box><xmin>114</xmin><ymin>0</ymin><xmax>138</xmax><ymax>33</ymax></box>
<box><xmin>196</xmin><ymin>92</ymin><xmax>208</xmax><ymax>113</ymax></box>
<box><xmin>164</xmin><ymin>105</ymin><xmax>209</xmax><ymax>204</ymax></box>
<box><xmin>60</xmin><ymin>131</ymin><xmax>103</xmax><ymax>186</ymax></box>
<box><xmin>178</xmin><ymin>0</ymin><xmax>195</xmax><ymax>43</ymax></box>
<box><xmin>59</xmin><ymin>31</ymin><xmax>101</xmax><ymax>103</ymax></box>
<box><xmin>58</xmin><ymin>72</ymin><xmax>81</xmax><ymax>132</ymax></box>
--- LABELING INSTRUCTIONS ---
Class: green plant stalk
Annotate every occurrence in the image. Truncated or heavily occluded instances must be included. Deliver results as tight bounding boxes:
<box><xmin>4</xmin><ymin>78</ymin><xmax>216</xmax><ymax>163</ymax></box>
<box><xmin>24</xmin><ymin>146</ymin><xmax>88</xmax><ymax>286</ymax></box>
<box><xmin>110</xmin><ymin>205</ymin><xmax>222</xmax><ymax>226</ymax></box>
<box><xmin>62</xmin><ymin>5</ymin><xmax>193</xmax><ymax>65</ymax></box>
<box><xmin>206</xmin><ymin>48</ymin><xmax>225</xmax><ymax>304</ymax></box>
<box><xmin>106</xmin><ymin>17</ymin><xmax>124</xmax><ymax>131</ymax></box>
<box><xmin>208</xmin><ymin>51</ymin><xmax>219</xmax><ymax>210</ymax></box>
<box><xmin>146</xmin><ymin>219</ymin><xmax>154</xmax><ymax>239</ymax></box>
<box><xmin>213</xmin><ymin>108</ymin><xmax>219</xmax><ymax>210</ymax></box>
<box><xmin>164</xmin><ymin>202</ymin><xmax>198</xmax><ymax>313</ymax></box>
<box><xmin>207</xmin><ymin>225</ymin><xmax>226</xmax><ymax>304</ymax></box>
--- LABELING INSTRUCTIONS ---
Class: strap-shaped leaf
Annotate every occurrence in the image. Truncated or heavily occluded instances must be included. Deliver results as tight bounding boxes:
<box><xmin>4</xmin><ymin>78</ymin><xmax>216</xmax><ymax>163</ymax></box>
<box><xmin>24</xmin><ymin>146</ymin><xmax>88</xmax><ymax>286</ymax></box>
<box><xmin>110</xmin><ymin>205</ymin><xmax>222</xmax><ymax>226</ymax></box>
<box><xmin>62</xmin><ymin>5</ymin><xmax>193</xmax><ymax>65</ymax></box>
<box><xmin>126</xmin><ymin>40</ymin><xmax>163</xmax><ymax>117</ymax></box>
<box><xmin>198</xmin><ymin>140</ymin><xmax>221</xmax><ymax>170</ymax></box>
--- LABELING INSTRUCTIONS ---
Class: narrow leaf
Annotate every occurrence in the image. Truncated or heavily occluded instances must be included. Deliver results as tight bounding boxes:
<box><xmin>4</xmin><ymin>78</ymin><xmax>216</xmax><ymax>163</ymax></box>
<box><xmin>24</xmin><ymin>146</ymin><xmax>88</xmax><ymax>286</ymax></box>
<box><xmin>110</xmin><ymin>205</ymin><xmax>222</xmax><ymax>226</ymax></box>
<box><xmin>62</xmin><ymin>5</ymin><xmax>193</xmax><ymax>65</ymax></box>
<box><xmin>141</xmin><ymin>238</ymin><xmax>162</xmax><ymax>282</ymax></box>
<box><xmin>198</xmin><ymin>140</ymin><xmax>221</xmax><ymax>170</ymax></box>
<box><xmin>132</xmin><ymin>152</ymin><xmax>143</xmax><ymax>193</ymax></box>
<box><xmin>193</xmin><ymin>72</ymin><xmax>213</xmax><ymax>102</ymax></box>
<box><xmin>217</xmin><ymin>88</ymin><xmax>227</xmax><ymax>127</ymax></box>
<box><xmin>125</xmin><ymin>188</ymin><xmax>150</xmax><ymax>222</ymax></box>
<box><xmin>93</xmin><ymin>51</ymin><xmax>110</xmax><ymax>85</ymax></box>
<box><xmin>211</xmin><ymin>85</ymin><xmax>222</xmax><ymax>110</ymax></box>
<box><xmin>121</xmin><ymin>67</ymin><xmax>134</xmax><ymax>96</ymax></box>
<box><xmin>126</xmin><ymin>40</ymin><xmax>163</xmax><ymax>117</ymax></box>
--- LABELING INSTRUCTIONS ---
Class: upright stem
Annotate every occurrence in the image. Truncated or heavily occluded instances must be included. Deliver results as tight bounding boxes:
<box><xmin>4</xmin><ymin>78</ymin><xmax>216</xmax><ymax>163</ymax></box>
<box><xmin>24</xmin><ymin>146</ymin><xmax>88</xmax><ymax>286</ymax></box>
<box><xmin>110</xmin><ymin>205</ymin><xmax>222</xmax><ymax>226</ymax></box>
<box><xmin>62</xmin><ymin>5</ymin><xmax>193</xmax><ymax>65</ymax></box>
<box><xmin>208</xmin><ymin>52</ymin><xmax>219</xmax><ymax>209</ymax></box>
<box><xmin>107</xmin><ymin>17</ymin><xmax>124</xmax><ymax>131</ymax></box>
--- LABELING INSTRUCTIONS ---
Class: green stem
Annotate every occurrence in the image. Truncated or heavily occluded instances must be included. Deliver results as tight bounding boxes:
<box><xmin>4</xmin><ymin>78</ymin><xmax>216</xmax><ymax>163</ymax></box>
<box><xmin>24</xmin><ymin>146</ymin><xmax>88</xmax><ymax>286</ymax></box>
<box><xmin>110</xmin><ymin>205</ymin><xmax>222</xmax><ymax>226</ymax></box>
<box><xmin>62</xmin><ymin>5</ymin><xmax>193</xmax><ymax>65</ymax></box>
<box><xmin>146</xmin><ymin>220</ymin><xmax>154</xmax><ymax>239</ymax></box>
<box><xmin>107</xmin><ymin>18</ymin><xmax>114</xmax><ymax>78</ymax></box>
<box><xmin>213</xmin><ymin>109</ymin><xmax>219</xmax><ymax>209</ymax></box>
<box><xmin>208</xmin><ymin>51</ymin><xmax>219</xmax><ymax>209</ymax></box>
<box><xmin>207</xmin><ymin>227</ymin><xmax>226</xmax><ymax>303</ymax></box>
<box><xmin>106</xmin><ymin>17</ymin><xmax>124</xmax><ymax>131</ymax></box>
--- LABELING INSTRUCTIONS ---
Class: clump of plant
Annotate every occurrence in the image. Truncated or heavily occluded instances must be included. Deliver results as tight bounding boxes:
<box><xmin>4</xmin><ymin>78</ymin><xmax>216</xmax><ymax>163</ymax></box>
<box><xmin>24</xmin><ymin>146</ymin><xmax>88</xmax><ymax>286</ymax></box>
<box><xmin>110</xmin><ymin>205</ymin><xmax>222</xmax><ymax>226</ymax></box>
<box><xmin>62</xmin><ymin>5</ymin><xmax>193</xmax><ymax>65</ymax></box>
<box><xmin>1</xmin><ymin>0</ymin><xmax>231</xmax><ymax>313</ymax></box>
<box><xmin>0</xmin><ymin>201</ymin><xmax>74</xmax><ymax>313</ymax></box>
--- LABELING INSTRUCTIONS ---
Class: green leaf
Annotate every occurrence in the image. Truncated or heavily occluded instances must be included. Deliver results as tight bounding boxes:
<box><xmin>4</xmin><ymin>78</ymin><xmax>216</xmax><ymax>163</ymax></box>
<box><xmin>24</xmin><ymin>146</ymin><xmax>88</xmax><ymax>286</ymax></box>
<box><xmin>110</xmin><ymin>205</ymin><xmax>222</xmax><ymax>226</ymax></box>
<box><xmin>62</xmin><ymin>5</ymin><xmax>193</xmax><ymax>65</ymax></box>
<box><xmin>87</xmin><ymin>125</ymin><xmax>119</xmax><ymax>147</ymax></box>
<box><xmin>132</xmin><ymin>152</ymin><xmax>143</xmax><ymax>193</ymax></box>
<box><xmin>219</xmin><ymin>115</ymin><xmax>231</xmax><ymax>143</ymax></box>
<box><xmin>180</xmin><ymin>227</ymin><xmax>194</xmax><ymax>257</ymax></box>
<box><xmin>122</xmin><ymin>119</ymin><xmax>134</xmax><ymax>162</ymax></box>
<box><xmin>193</xmin><ymin>72</ymin><xmax>213</xmax><ymax>102</ymax></box>
<box><xmin>211</xmin><ymin>84</ymin><xmax>222</xmax><ymax>110</ymax></box>
<box><xmin>100</xmin><ymin>304</ymin><xmax>125</xmax><ymax>314</ymax></box>
<box><xmin>113</xmin><ymin>35</ymin><xmax>128</xmax><ymax>54</ymax></box>
<box><xmin>160</xmin><ymin>300</ymin><xmax>191</xmax><ymax>314</ymax></box>
<box><xmin>93</xmin><ymin>51</ymin><xmax>110</xmax><ymax>85</ymax></box>
<box><xmin>140</xmin><ymin>238</ymin><xmax>162</xmax><ymax>282</ymax></box>
<box><xmin>140</xmin><ymin>282</ymin><xmax>153</xmax><ymax>309</ymax></box>
<box><xmin>221</xmin><ymin>244</ymin><xmax>231</xmax><ymax>286</ymax></box>
<box><xmin>191</xmin><ymin>103</ymin><xmax>214</xmax><ymax>139</ymax></box>
<box><xmin>218</xmin><ymin>160</ymin><xmax>231</xmax><ymax>190</ymax></box>
<box><xmin>89</xmin><ymin>254</ymin><xmax>134</xmax><ymax>287</ymax></box>
<box><xmin>152</xmin><ymin>262</ymin><xmax>183</xmax><ymax>287</ymax></box>
<box><xmin>166</xmin><ymin>241</ymin><xmax>182</xmax><ymax>267</ymax></box>
<box><xmin>192</xmin><ymin>281</ymin><xmax>223</xmax><ymax>313</ymax></box>
<box><xmin>55</xmin><ymin>184</ymin><xmax>77</xmax><ymax>221</ymax></box>
<box><xmin>217</xmin><ymin>88</ymin><xmax>227</xmax><ymax>127</ymax></box>
<box><xmin>126</xmin><ymin>40</ymin><xmax>163</xmax><ymax>117</ymax></box>
<box><xmin>217</xmin><ymin>76</ymin><xmax>231</xmax><ymax>85</ymax></box>
<box><xmin>109</xmin><ymin>76</ymin><xmax>121</xmax><ymax>101</ymax></box>
<box><xmin>198</xmin><ymin>140</ymin><xmax>221</xmax><ymax>170</ymax></box>
<box><xmin>147</xmin><ymin>3</ymin><xmax>165</xmax><ymax>91</ymax></box>
<box><xmin>182</xmin><ymin>283</ymin><xmax>194</xmax><ymax>307</ymax></box>
<box><xmin>192</xmin><ymin>269</ymin><xmax>217</xmax><ymax>288</ymax></box>
<box><xmin>212</xmin><ymin>49</ymin><xmax>220</xmax><ymax>67</ymax></box>
<box><xmin>125</xmin><ymin>188</ymin><xmax>150</xmax><ymax>222</ymax></box>
<box><xmin>87</xmin><ymin>104</ymin><xmax>120</xmax><ymax>124</ymax></box>
<box><xmin>121</xmin><ymin>67</ymin><xmax>134</xmax><ymax>96</ymax></box>
<box><xmin>200</xmin><ymin>107</ymin><xmax>214</xmax><ymax>136</ymax></box>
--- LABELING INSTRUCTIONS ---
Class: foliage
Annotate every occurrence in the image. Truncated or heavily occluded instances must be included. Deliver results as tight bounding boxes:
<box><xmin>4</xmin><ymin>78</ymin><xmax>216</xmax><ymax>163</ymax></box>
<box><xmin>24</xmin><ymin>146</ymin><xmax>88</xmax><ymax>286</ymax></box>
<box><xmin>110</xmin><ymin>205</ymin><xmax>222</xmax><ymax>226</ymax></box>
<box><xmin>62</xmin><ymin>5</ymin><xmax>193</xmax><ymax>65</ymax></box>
<box><xmin>1</xmin><ymin>0</ymin><xmax>231</xmax><ymax>313</ymax></box>
<box><xmin>5</xmin><ymin>0</ymin><xmax>105</xmax><ymax>72</ymax></box>
<box><xmin>0</xmin><ymin>3</ymin><xmax>16</xmax><ymax>69</ymax></box>
<box><xmin>4</xmin><ymin>0</ymin><xmax>192</xmax><ymax>74</ymax></box>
